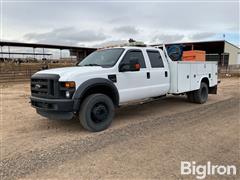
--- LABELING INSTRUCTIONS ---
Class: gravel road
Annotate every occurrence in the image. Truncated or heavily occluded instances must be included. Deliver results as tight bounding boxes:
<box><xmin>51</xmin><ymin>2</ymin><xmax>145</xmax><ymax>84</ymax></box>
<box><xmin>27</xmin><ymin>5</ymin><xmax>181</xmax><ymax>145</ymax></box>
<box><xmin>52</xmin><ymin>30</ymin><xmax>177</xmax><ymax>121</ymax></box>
<box><xmin>0</xmin><ymin>77</ymin><xmax>239</xmax><ymax>179</ymax></box>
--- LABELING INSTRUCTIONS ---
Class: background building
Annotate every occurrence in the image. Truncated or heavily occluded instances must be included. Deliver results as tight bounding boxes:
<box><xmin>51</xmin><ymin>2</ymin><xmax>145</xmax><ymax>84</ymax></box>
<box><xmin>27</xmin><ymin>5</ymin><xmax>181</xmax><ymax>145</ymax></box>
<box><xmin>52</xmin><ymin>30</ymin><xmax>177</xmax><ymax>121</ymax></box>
<box><xmin>153</xmin><ymin>40</ymin><xmax>240</xmax><ymax>66</ymax></box>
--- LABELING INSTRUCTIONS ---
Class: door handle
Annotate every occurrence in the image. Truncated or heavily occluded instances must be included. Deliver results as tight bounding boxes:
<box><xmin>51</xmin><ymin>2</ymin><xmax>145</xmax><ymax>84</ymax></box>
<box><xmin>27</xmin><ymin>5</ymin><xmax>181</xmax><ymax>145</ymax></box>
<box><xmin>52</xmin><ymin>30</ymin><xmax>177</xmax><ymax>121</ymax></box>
<box><xmin>147</xmin><ymin>72</ymin><xmax>150</xmax><ymax>79</ymax></box>
<box><xmin>165</xmin><ymin>71</ymin><xmax>168</xmax><ymax>77</ymax></box>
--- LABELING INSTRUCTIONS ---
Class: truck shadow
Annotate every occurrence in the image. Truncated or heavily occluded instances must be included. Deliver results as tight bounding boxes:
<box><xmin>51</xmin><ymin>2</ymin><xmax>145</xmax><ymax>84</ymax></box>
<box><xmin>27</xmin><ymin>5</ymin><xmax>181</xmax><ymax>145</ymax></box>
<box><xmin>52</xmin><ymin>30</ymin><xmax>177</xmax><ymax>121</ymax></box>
<box><xmin>115</xmin><ymin>95</ymin><xmax>191</xmax><ymax>122</ymax></box>
<box><xmin>35</xmin><ymin>95</ymin><xmax>194</xmax><ymax>132</ymax></box>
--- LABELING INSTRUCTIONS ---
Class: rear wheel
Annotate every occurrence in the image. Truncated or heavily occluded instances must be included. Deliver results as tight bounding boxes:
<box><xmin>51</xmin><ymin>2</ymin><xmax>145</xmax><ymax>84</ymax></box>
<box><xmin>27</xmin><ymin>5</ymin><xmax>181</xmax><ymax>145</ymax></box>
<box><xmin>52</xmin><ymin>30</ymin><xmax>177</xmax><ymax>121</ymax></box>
<box><xmin>186</xmin><ymin>91</ymin><xmax>195</xmax><ymax>102</ymax></box>
<box><xmin>79</xmin><ymin>93</ymin><xmax>115</xmax><ymax>132</ymax></box>
<box><xmin>192</xmin><ymin>82</ymin><xmax>208</xmax><ymax>104</ymax></box>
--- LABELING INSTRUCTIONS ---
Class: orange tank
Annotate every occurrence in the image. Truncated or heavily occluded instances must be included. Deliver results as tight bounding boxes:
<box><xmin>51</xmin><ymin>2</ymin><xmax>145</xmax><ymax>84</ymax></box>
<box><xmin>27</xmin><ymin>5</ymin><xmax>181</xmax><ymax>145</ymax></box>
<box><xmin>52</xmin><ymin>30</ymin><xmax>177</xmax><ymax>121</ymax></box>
<box><xmin>182</xmin><ymin>50</ymin><xmax>206</xmax><ymax>61</ymax></box>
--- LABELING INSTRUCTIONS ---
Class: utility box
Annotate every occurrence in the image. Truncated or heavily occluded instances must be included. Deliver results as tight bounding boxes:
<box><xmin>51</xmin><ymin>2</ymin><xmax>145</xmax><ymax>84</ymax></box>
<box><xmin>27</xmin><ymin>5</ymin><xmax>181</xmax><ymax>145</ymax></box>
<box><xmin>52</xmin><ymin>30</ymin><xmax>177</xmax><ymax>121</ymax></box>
<box><xmin>182</xmin><ymin>50</ymin><xmax>206</xmax><ymax>61</ymax></box>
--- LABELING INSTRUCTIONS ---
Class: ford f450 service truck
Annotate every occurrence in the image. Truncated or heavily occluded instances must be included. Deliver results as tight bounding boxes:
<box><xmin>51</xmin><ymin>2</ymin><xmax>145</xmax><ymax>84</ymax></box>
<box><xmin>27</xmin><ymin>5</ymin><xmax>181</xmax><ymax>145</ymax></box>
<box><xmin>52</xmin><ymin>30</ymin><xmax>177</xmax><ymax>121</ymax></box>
<box><xmin>30</xmin><ymin>46</ymin><xmax>218</xmax><ymax>132</ymax></box>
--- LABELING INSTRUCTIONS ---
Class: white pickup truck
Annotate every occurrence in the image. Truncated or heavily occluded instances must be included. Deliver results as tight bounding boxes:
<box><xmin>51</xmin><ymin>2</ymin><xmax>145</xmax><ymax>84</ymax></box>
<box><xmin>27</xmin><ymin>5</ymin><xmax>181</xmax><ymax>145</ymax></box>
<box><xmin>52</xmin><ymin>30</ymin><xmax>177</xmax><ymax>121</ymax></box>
<box><xmin>30</xmin><ymin>46</ymin><xmax>218</xmax><ymax>132</ymax></box>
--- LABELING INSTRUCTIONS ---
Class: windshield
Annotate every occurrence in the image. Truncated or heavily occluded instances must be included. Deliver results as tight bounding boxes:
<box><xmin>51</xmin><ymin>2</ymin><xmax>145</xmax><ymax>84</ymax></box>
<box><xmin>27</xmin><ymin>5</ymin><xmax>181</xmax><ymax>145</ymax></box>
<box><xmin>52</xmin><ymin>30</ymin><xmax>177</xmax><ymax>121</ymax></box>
<box><xmin>78</xmin><ymin>48</ymin><xmax>124</xmax><ymax>67</ymax></box>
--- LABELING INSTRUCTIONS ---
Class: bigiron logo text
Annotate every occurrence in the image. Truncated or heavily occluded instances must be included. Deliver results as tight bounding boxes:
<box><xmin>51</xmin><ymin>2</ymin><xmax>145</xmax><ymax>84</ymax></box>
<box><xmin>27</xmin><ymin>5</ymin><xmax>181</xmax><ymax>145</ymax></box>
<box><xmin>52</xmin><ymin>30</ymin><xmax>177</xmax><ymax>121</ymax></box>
<box><xmin>181</xmin><ymin>161</ymin><xmax>237</xmax><ymax>179</ymax></box>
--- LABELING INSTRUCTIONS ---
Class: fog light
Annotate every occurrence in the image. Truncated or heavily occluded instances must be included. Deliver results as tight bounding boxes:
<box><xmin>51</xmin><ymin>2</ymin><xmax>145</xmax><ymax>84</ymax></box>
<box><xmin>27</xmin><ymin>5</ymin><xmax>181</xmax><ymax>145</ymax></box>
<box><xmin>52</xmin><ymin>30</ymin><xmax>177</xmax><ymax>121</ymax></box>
<box><xmin>65</xmin><ymin>91</ymin><xmax>71</xmax><ymax>98</ymax></box>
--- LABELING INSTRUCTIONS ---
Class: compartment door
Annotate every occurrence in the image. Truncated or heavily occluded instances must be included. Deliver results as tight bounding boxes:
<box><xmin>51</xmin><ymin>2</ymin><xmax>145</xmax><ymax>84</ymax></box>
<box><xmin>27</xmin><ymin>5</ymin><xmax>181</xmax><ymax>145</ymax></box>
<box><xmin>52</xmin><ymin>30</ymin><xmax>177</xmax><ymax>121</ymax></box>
<box><xmin>177</xmin><ymin>64</ymin><xmax>191</xmax><ymax>93</ymax></box>
<box><xmin>190</xmin><ymin>64</ymin><xmax>199</xmax><ymax>90</ymax></box>
<box><xmin>211</xmin><ymin>63</ymin><xmax>218</xmax><ymax>86</ymax></box>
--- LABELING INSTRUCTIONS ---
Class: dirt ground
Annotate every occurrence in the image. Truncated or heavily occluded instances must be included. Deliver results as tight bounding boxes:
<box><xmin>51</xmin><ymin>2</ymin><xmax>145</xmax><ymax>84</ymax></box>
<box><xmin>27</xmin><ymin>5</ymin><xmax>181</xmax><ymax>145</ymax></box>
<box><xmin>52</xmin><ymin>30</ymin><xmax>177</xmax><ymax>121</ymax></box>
<box><xmin>0</xmin><ymin>77</ymin><xmax>239</xmax><ymax>180</ymax></box>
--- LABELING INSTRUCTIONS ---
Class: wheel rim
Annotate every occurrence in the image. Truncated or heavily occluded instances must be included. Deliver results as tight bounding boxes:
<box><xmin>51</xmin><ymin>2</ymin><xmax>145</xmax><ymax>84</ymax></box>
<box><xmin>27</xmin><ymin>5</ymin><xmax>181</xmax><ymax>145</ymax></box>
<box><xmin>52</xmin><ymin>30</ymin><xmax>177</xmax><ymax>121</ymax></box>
<box><xmin>91</xmin><ymin>102</ymin><xmax>109</xmax><ymax>123</ymax></box>
<box><xmin>201</xmin><ymin>86</ymin><xmax>207</xmax><ymax>101</ymax></box>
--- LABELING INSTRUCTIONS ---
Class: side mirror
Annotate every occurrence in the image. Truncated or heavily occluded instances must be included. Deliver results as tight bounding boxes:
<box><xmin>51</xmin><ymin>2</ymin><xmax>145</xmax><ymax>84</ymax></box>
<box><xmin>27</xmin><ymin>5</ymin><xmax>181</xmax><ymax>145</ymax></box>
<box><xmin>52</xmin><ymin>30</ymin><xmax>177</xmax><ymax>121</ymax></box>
<box><xmin>119</xmin><ymin>58</ymin><xmax>141</xmax><ymax>72</ymax></box>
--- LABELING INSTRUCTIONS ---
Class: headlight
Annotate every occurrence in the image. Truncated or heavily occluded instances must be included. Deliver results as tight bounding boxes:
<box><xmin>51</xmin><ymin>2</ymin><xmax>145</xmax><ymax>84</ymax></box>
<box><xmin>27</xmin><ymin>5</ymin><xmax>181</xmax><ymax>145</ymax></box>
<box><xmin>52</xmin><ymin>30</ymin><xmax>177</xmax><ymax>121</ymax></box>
<box><xmin>60</xmin><ymin>81</ymin><xmax>76</xmax><ymax>99</ymax></box>
<box><xmin>65</xmin><ymin>91</ymin><xmax>71</xmax><ymax>98</ymax></box>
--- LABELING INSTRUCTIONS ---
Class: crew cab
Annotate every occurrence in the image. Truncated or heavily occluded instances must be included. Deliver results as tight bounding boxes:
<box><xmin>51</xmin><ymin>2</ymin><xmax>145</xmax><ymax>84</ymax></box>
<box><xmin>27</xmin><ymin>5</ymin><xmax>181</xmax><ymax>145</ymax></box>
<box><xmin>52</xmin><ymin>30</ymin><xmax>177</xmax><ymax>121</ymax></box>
<box><xmin>30</xmin><ymin>46</ymin><xmax>218</xmax><ymax>132</ymax></box>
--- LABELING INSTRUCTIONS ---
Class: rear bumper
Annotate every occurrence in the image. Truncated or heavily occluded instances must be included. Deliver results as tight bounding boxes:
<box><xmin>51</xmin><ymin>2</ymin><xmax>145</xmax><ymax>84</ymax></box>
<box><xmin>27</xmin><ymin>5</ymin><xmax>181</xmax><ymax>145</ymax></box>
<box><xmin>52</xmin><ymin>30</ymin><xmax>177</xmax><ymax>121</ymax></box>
<box><xmin>30</xmin><ymin>96</ymin><xmax>75</xmax><ymax>120</ymax></box>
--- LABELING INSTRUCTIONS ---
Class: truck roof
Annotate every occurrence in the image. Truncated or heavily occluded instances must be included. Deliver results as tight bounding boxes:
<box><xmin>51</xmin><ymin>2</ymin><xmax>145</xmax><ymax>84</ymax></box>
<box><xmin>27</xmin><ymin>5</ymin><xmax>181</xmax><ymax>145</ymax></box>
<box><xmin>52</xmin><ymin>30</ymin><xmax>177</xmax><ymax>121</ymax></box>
<box><xmin>109</xmin><ymin>46</ymin><xmax>162</xmax><ymax>51</ymax></box>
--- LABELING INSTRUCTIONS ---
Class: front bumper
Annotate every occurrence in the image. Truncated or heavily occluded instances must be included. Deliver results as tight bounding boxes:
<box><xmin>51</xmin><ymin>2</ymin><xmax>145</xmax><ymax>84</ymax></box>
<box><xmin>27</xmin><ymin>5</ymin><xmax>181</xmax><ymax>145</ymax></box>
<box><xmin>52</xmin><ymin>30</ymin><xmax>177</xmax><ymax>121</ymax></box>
<box><xmin>30</xmin><ymin>96</ymin><xmax>74</xmax><ymax>111</ymax></box>
<box><xmin>30</xmin><ymin>96</ymin><xmax>75</xmax><ymax>120</ymax></box>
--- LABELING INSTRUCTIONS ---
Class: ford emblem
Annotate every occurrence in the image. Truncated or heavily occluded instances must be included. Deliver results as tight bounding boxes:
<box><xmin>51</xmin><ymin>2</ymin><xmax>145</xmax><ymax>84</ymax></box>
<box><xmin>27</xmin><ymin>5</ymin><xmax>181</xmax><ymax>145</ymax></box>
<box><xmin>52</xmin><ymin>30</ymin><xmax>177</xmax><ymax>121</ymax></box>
<box><xmin>35</xmin><ymin>84</ymin><xmax>41</xmax><ymax>89</ymax></box>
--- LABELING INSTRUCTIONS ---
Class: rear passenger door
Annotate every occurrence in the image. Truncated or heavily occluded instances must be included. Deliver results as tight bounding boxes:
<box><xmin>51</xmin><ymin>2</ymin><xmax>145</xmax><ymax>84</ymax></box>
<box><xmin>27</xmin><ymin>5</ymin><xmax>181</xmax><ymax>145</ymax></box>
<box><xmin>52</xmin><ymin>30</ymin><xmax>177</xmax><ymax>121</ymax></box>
<box><xmin>146</xmin><ymin>50</ymin><xmax>170</xmax><ymax>96</ymax></box>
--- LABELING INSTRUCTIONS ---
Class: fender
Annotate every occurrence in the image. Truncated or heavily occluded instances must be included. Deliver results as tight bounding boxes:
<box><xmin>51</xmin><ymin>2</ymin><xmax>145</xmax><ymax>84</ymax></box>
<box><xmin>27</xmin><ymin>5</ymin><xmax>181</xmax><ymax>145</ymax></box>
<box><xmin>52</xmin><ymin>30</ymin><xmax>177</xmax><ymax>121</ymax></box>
<box><xmin>199</xmin><ymin>76</ymin><xmax>217</xmax><ymax>94</ymax></box>
<box><xmin>72</xmin><ymin>78</ymin><xmax>119</xmax><ymax>110</ymax></box>
<box><xmin>199</xmin><ymin>76</ymin><xmax>209</xmax><ymax>87</ymax></box>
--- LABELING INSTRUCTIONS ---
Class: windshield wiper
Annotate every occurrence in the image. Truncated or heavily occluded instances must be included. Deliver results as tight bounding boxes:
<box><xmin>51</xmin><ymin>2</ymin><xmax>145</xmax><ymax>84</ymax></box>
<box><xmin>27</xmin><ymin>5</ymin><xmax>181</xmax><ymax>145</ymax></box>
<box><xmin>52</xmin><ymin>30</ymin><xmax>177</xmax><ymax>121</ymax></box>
<box><xmin>83</xmin><ymin>64</ymin><xmax>101</xmax><ymax>66</ymax></box>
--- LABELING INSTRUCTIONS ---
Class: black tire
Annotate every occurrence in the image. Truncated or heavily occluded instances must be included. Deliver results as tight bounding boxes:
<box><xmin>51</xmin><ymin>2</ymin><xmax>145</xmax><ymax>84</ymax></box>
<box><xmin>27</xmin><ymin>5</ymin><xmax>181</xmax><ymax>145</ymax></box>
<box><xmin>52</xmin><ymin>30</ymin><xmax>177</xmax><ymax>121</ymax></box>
<box><xmin>192</xmin><ymin>82</ymin><xmax>208</xmax><ymax>104</ymax></box>
<box><xmin>79</xmin><ymin>93</ymin><xmax>115</xmax><ymax>132</ymax></box>
<box><xmin>186</xmin><ymin>91</ymin><xmax>195</xmax><ymax>102</ymax></box>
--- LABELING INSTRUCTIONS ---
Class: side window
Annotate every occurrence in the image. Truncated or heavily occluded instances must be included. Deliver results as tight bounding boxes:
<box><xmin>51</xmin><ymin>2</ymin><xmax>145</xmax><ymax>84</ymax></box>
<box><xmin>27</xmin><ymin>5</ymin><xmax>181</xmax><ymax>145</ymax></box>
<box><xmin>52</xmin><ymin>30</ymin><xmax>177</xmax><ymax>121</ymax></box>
<box><xmin>121</xmin><ymin>50</ymin><xmax>146</xmax><ymax>68</ymax></box>
<box><xmin>147</xmin><ymin>50</ymin><xmax>164</xmax><ymax>68</ymax></box>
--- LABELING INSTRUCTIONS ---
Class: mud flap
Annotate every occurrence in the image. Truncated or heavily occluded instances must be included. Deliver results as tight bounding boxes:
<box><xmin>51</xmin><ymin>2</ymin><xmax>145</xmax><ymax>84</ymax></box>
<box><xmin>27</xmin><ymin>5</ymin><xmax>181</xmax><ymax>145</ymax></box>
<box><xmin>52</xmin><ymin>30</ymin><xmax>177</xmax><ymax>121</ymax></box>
<box><xmin>209</xmin><ymin>85</ymin><xmax>217</xmax><ymax>94</ymax></box>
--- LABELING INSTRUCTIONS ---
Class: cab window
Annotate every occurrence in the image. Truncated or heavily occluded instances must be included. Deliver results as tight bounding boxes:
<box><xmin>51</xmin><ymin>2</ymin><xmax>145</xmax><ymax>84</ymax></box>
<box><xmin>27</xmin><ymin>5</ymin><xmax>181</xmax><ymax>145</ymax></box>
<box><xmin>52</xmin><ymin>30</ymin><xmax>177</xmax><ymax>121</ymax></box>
<box><xmin>120</xmin><ymin>50</ymin><xmax>146</xmax><ymax>68</ymax></box>
<box><xmin>147</xmin><ymin>50</ymin><xmax>164</xmax><ymax>68</ymax></box>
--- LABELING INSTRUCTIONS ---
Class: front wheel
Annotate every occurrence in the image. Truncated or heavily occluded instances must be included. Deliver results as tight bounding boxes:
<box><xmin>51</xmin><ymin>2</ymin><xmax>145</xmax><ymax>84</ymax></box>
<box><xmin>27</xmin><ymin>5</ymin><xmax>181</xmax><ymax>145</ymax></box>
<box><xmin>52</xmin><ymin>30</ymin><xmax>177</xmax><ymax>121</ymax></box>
<box><xmin>79</xmin><ymin>94</ymin><xmax>115</xmax><ymax>132</ymax></box>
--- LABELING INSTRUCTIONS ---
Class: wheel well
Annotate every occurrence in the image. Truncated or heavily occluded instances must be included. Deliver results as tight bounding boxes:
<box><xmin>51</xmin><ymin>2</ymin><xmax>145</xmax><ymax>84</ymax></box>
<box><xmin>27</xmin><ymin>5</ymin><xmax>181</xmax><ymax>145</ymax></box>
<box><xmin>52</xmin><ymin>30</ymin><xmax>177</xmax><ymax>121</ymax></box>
<box><xmin>80</xmin><ymin>85</ymin><xmax>118</xmax><ymax>107</ymax></box>
<box><xmin>201</xmin><ymin>77</ymin><xmax>209</xmax><ymax>87</ymax></box>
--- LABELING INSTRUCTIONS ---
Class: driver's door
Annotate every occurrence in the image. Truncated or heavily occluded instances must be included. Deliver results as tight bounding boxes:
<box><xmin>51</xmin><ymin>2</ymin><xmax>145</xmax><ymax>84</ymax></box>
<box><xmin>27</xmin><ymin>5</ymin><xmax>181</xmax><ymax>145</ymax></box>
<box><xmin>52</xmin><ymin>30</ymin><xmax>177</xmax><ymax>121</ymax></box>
<box><xmin>116</xmin><ymin>49</ymin><xmax>150</xmax><ymax>103</ymax></box>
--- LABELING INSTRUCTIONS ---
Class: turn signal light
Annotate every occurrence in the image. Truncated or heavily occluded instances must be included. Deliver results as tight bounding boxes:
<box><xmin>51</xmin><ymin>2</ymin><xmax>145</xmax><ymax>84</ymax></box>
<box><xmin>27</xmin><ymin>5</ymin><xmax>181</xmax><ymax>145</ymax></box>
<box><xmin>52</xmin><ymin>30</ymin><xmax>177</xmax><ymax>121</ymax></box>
<box><xmin>64</xmin><ymin>82</ymin><xmax>75</xmax><ymax>88</ymax></box>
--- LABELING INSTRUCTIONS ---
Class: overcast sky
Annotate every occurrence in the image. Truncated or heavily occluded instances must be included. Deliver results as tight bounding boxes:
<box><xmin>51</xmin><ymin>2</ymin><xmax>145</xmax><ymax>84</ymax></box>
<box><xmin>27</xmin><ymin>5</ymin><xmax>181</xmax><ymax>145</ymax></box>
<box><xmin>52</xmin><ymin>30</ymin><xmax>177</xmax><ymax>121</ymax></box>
<box><xmin>1</xmin><ymin>0</ymin><xmax>239</xmax><ymax>48</ymax></box>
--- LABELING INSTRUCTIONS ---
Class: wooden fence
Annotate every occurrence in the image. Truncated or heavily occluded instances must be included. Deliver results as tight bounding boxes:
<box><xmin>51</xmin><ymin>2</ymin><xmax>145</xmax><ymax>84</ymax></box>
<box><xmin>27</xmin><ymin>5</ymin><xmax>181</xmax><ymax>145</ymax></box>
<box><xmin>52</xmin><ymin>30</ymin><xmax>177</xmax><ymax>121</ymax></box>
<box><xmin>0</xmin><ymin>63</ymin><xmax>74</xmax><ymax>83</ymax></box>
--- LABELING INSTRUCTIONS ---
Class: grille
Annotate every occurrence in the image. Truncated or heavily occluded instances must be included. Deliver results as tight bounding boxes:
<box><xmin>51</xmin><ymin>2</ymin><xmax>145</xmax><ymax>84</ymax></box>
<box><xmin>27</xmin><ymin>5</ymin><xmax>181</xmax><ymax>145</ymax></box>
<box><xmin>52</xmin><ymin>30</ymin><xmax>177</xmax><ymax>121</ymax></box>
<box><xmin>31</xmin><ymin>79</ymin><xmax>53</xmax><ymax>97</ymax></box>
<box><xmin>31</xmin><ymin>74</ymin><xmax>59</xmax><ymax>98</ymax></box>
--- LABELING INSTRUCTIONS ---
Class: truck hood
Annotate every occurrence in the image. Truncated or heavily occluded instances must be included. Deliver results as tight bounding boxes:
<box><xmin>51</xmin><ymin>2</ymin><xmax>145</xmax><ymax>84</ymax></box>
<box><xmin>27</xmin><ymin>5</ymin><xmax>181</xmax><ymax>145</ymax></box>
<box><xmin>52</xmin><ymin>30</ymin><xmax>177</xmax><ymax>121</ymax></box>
<box><xmin>35</xmin><ymin>66</ymin><xmax>110</xmax><ymax>81</ymax></box>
